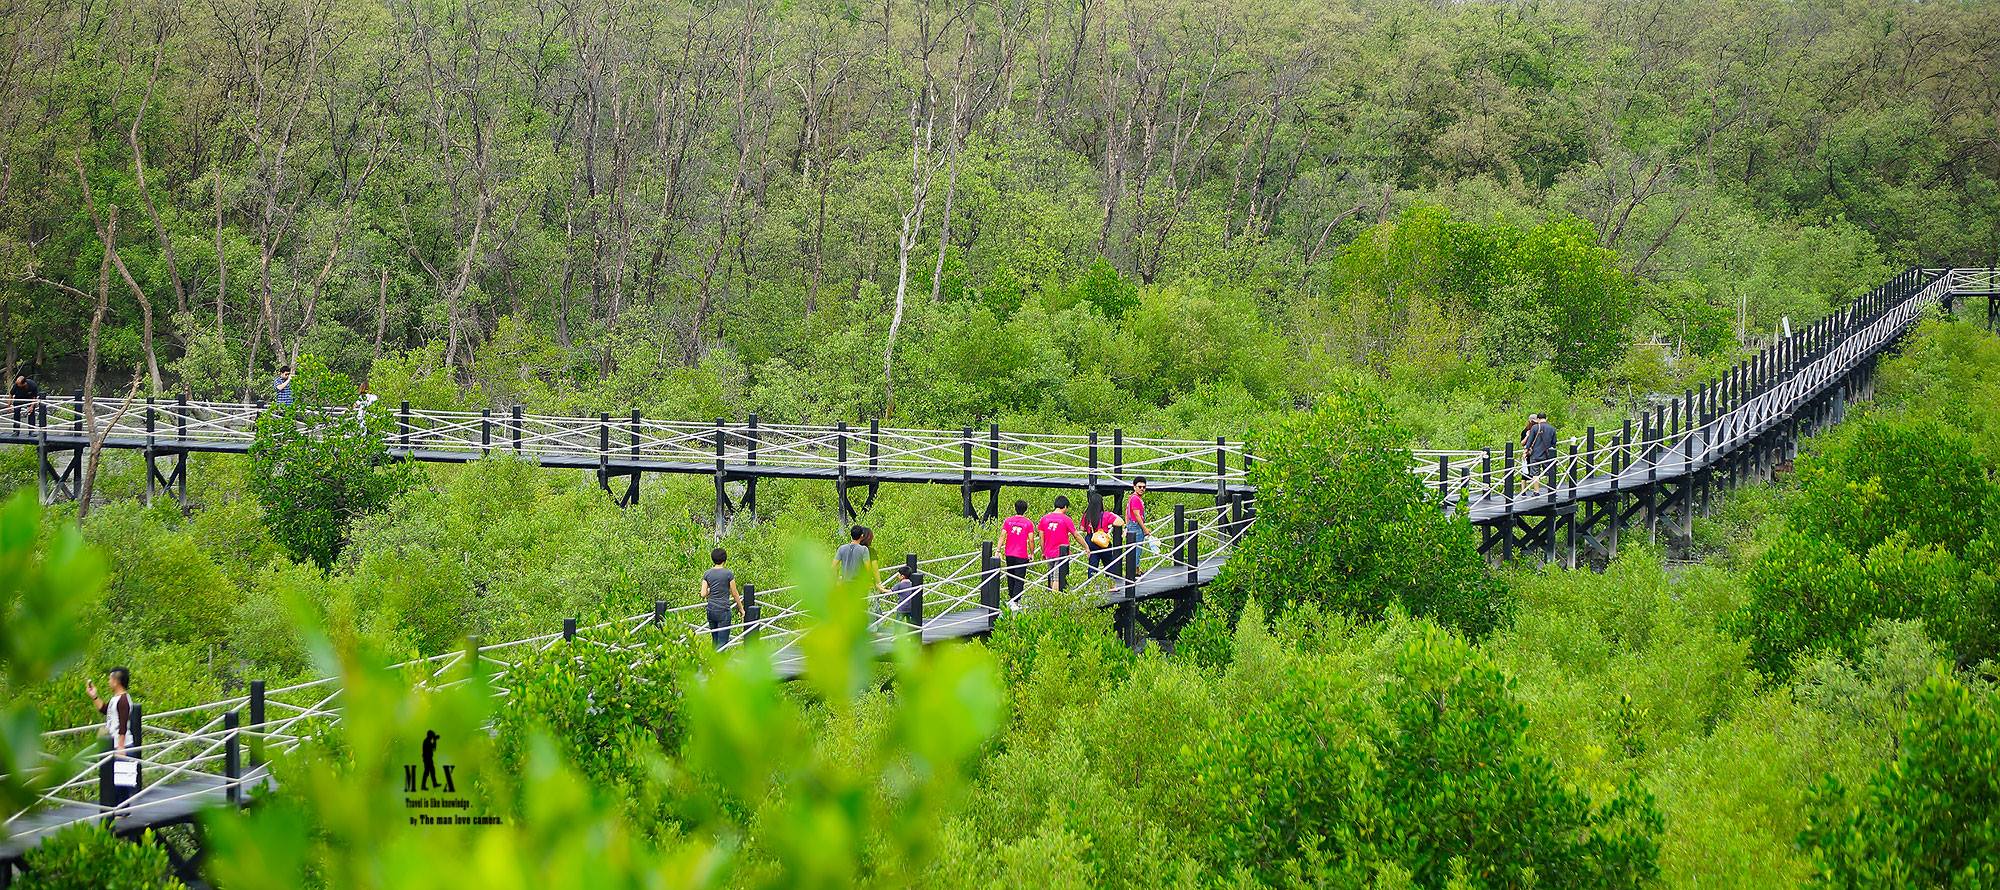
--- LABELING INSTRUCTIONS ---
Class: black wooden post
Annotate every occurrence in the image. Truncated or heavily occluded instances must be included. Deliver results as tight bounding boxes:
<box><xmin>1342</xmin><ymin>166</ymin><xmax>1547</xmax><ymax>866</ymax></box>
<box><xmin>743</xmin><ymin>584</ymin><xmax>760</xmax><ymax>639</ymax></box>
<box><xmin>1482</xmin><ymin>448</ymin><xmax>1492</xmax><ymax>491</ymax></box>
<box><xmin>1503</xmin><ymin>441</ymin><xmax>1516</xmax><ymax>502</ymax></box>
<box><xmin>980</xmin><ymin>542</ymin><xmax>1000</xmax><ymax>615</ymax></box>
<box><xmin>224</xmin><ymin>710</ymin><xmax>242</xmax><ymax>805</ymax></box>
<box><xmin>1213</xmin><ymin>436</ymin><xmax>1228</xmax><ymax>505</ymax></box>
<box><xmin>1112</xmin><ymin>429</ymin><xmax>1124</xmax><ymax>478</ymax></box>
<box><xmin>98</xmin><ymin>737</ymin><xmax>117</xmax><ymax>814</ymax></box>
<box><xmin>868</xmin><ymin>419</ymin><xmax>880</xmax><ymax>476</ymax></box>
<box><xmin>652</xmin><ymin>600</ymin><xmax>667</xmax><ymax>627</ymax></box>
<box><xmin>398</xmin><ymin>400</ymin><xmax>411</xmax><ymax>447</ymax></box>
<box><xmin>480</xmin><ymin>408</ymin><xmax>491</xmax><ymax>455</ymax></box>
<box><xmin>512</xmin><ymin>405</ymin><xmax>524</xmax><ymax>453</ymax></box>
<box><xmin>630</xmin><ymin>410</ymin><xmax>641</xmax><ymax>459</ymax></box>
<box><xmin>748</xmin><ymin>413</ymin><xmax>761</xmax><ymax>465</ymax></box>
<box><xmin>1087</xmin><ymin>431</ymin><xmax>1099</xmax><ymax>491</ymax></box>
<box><xmin>1183</xmin><ymin>519</ymin><xmax>1199</xmax><ymax>586</ymax></box>
<box><xmin>599</xmin><ymin>412</ymin><xmax>611</xmax><ymax>457</ymax></box>
<box><xmin>1057</xmin><ymin>546</ymin><xmax>1071</xmax><ymax>591</ymax></box>
<box><xmin>988</xmin><ymin>423</ymin><xmax>1000</xmax><ymax>472</ymax></box>
<box><xmin>562</xmin><ymin>618</ymin><xmax>577</xmax><ymax>642</ymax></box>
<box><xmin>1436</xmin><ymin>455</ymin><xmax>1449</xmax><ymax>502</ymax></box>
<box><xmin>1173</xmin><ymin>505</ymin><xmax>1187</xmax><ymax>566</ymax></box>
<box><xmin>248</xmin><ymin>680</ymin><xmax>266</xmax><ymax>768</ymax></box>
<box><xmin>714</xmin><ymin>418</ymin><xmax>727</xmax><ymax>474</ymax></box>
<box><xmin>961</xmin><ymin>426</ymin><xmax>975</xmax><ymax>518</ymax></box>
<box><xmin>900</xmin><ymin>554</ymin><xmax>923</xmax><ymax>627</ymax></box>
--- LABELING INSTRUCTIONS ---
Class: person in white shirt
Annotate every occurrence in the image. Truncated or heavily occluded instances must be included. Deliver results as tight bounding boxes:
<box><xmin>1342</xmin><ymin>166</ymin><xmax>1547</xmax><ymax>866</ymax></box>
<box><xmin>88</xmin><ymin>668</ymin><xmax>137</xmax><ymax>803</ymax></box>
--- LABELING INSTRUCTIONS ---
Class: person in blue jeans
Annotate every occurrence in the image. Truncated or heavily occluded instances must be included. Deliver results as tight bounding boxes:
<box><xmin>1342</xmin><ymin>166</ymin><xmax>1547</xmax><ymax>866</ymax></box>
<box><xmin>699</xmin><ymin>547</ymin><xmax>743</xmax><ymax>647</ymax></box>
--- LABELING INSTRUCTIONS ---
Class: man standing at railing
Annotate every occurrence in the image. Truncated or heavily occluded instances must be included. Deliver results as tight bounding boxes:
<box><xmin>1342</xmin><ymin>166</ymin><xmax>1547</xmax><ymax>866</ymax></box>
<box><xmin>1126</xmin><ymin>477</ymin><xmax>1157</xmax><ymax>557</ymax></box>
<box><xmin>700</xmin><ymin>547</ymin><xmax>744</xmax><ymax>647</ymax></box>
<box><xmin>7</xmin><ymin>373</ymin><xmax>39</xmax><ymax>427</ymax></box>
<box><xmin>87</xmin><ymin>667</ymin><xmax>137</xmax><ymax>804</ymax></box>
<box><xmin>273</xmin><ymin>365</ymin><xmax>295</xmax><ymax>406</ymax></box>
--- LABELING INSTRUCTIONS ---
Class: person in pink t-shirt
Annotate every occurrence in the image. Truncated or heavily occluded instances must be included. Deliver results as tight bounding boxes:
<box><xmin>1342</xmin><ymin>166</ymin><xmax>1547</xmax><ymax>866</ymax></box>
<box><xmin>1038</xmin><ymin>495</ymin><xmax>1082</xmax><ymax>589</ymax></box>
<box><xmin>1000</xmin><ymin>499</ymin><xmax>1035</xmax><ymax>600</ymax></box>
<box><xmin>1125</xmin><ymin>477</ymin><xmax>1157</xmax><ymax>556</ymax></box>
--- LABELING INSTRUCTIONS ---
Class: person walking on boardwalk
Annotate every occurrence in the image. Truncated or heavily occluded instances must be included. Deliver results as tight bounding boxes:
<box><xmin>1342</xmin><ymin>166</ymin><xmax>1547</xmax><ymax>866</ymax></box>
<box><xmin>1523</xmin><ymin>413</ymin><xmax>1558</xmax><ymax>492</ymax></box>
<box><xmin>835</xmin><ymin>525</ymin><xmax>886</xmax><ymax>591</ymax></box>
<box><xmin>88</xmin><ymin>668</ymin><xmax>137</xmax><ymax>804</ymax></box>
<box><xmin>1125</xmin><ymin>477</ymin><xmax>1157</xmax><ymax>557</ymax></box>
<box><xmin>1082</xmin><ymin>491</ymin><xmax>1126</xmax><ymax>579</ymax></box>
<box><xmin>1038</xmin><ymin>496</ymin><xmax>1083</xmax><ymax>590</ymax></box>
<box><xmin>700</xmin><ymin>547</ymin><xmax>744</xmax><ymax>647</ymax></box>
<box><xmin>1000</xmin><ymin>499</ymin><xmax>1035</xmax><ymax>601</ymax></box>
<box><xmin>273</xmin><ymin>365</ymin><xmax>295</xmax><ymax>406</ymax></box>
<box><xmin>8</xmin><ymin>373</ymin><xmax>40</xmax><ymax>427</ymax></box>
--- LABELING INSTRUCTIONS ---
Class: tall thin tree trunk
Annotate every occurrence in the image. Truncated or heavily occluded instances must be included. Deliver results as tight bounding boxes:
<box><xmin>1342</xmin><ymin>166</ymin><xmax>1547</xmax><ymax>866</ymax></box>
<box><xmin>372</xmin><ymin>269</ymin><xmax>390</xmax><ymax>363</ymax></box>
<box><xmin>77</xmin><ymin>210</ymin><xmax>113</xmax><ymax>521</ymax></box>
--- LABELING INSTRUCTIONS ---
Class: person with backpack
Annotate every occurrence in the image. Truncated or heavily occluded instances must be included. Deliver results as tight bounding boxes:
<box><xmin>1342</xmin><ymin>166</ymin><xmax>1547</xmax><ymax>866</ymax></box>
<box><xmin>1000</xmin><ymin>499</ymin><xmax>1036</xmax><ymax>600</ymax></box>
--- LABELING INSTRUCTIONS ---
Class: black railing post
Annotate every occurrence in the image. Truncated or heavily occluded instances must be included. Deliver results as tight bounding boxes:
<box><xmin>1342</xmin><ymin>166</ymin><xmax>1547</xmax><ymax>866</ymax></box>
<box><xmin>652</xmin><ymin>600</ymin><xmax>667</xmax><ymax>627</ymax></box>
<box><xmin>980</xmin><ymin>542</ymin><xmax>1000</xmax><ymax>615</ymax></box>
<box><xmin>72</xmin><ymin>388</ymin><xmax>83</xmax><ymax>434</ymax></box>
<box><xmin>398</xmin><ymin>401</ymin><xmax>411</xmax><ymax>447</ymax></box>
<box><xmin>630</xmin><ymin>410</ymin><xmax>641</xmax><ymax>459</ymax></box>
<box><xmin>98</xmin><ymin>737</ymin><xmax>116</xmax><ymax>814</ymax></box>
<box><xmin>1057</xmin><ymin>546</ymin><xmax>1071</xmax><ymax>591</ymax></box>
<box><xmin>176</xmin><ymin>393</ymin><xmax>188</xmax><ymax>442</ymax></box>
<box><xmin>1482</xmin><ymin>448</ymin><xmax>1492</xmax><ymax>491</ymax></box>
<box><xmin>1088</xmin><ymin>431</ymin><xmax>1099</xmax><ymax>491</ymax></box>
<box><xmin>868</xmin><ymin>419</ymin><xmax>880</xmax><ymax>476</ymax></box>
<box><xmin>562</xmin><ymin>618</ymin><xmax>577</xmax><ymax>642</ymax></box>
<box><xmin>248</xmin><ymin>680</ymin><xmax>266</xmax><ymax>768</ymax></box>
<box><xmin>1503</xmin><ymin>441</ymin><xmax>1516</xmax><ymax>501</ymax></box>
<box><xmin>714</xmin><ymin>418</ymin><xmax>727</xmax><ymax>475</ymax></box>
<box><xmin>1436</xmin><ymin>455</ymin><xmax>1449</xmax><ymax>501</ymax></box>
<box><xmin>901</xmin><ymin>554</ymin><xmax>923</xmax><ymax>627</ymax></box>
<box><xmin>987</xmin><ymin>423</ymin><xmax>1000</xmax><ymax>472</ymax></box>
<box><xmin>480</xmin><ymin>408</ymin><xmax>491</xmax><ymax>455</ymax></box>
<box><xmin>1184</xmin><ymin>518</ymin><xmax>1199</xmax><ymax>586</ymax></box>
<box><xmin>224</xmin><ymin>710</ymin><xmax>242</xmax><ymax>805</ymax></box>
<box><xmin>743</xmin><ymin>584</ymin><xmax>760</xmax><ymax>639</ymax></box>
<box><xmin>1112</xmin><ymin>428</ymin><xmax>1124</xmax><ymax>479</ymax></box>
<box><xmin>1173</xmin><ymin>505</ymin><xmax>1187</xmax><ymax>566</ymax></box>
<box><xmin>1214</xmin><ymin>436</ymin><xmax>1228</xmax><ymax>505</ymax></box>
<box><xmin>748</xmin><ymin>413</ymin><xmax>760</xmax><ymax>466</ymax></box>
<box><xmin>145</xmin><ymin>397</ymin><xmax>156</xmax><ymax>448</ymax></box>
<box><xmin>512</xmin><ymin>405</ymin><xmax>524</xmax><ymax>453</ymax></box>
<box><xmin>599</xmin><ymin>412</ymin><xmax>610</xmax><ymax>458</ymax></box>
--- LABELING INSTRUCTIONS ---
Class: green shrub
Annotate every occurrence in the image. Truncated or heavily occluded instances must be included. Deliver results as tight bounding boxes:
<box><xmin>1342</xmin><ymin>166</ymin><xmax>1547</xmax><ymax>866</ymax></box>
<box><xmin>246</xmin><ymin>356</ymin><xmax>414</xmax><ymax>568</ymax></box>
<box><xmin>1789</xmin><ymin>417</ymin><xmax>1999</xmax><ymax>557</ymax></box>
<box><xmin>15</xmin><ymin>825</ymin><xmax>184</xmax><ymax>890</ymax></box>
<box><xmin>1216</xmin><ymin>387</ymin><xmax>1508</xmax><ymax>638</ymax></box>
<box><xmin>1803</xmin><ymin>669</ymin><xmax>2000</xmax><ymax>887</ymax></box>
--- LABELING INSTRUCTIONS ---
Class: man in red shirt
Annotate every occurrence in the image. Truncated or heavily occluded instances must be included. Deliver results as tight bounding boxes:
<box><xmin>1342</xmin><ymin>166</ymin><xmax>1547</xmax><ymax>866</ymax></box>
<box><xmin>1000</xmin><ymin>499</ymin><xmax>1035</xmax><ymax>600</ymax></box>
<box><xmin>1126</xmin><ymin>477</ymin><xmax>1156</xmax><ymax>557</ymax></box>
<box><xmin>1038</xmin><ymin>495</ymin><xmax>1082</xmax><ymax>590</ymax></box>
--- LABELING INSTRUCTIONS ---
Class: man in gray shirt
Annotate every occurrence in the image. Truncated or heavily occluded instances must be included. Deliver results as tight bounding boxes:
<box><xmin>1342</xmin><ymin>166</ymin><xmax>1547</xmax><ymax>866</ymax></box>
<box><xmin>834</xmin><ymin>525</ymin><xmax>883</xmax><ymax>586</ymax></box>
<box><xmin>700</xmin><ymin>547</ymin><xmax>743</xmax><ymax>647</ymax></box>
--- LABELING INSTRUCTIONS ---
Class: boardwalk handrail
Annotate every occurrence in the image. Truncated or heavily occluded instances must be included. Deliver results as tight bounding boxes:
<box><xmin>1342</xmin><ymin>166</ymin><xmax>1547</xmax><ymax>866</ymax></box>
<box><xmin>4</xmin><ymin>266</ymin><xmax>1993</xmax><ymax>850</ymax></box>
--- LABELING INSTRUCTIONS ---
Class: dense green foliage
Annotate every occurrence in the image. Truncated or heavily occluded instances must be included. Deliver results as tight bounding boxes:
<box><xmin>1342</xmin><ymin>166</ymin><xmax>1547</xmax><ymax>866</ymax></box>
<box><xmin>4</xmin><ymin>0</ymin><xmax>1982</xmax><ymax>457</ymax></box>
<box><xmin>1217</xmin><ymin>388</ymin><xmax>1507</xmax><ymax>637</ymax></box>
<box><xmin>1802</xmin><ymin>670</ymin><xmax>2000</xmax><ymax>887</ymax></box>
<box><xmin>246</xmin><ymin>358</ymin><xmax>412</xmax><ymax>567</ymax></box>
<box><xmin>0</xmin><ymin>492</ymin><xmax>102</xmax><ymax>820</ymax></box>
<box><xmin>1737</xmin><ymin>321</ymin><xmax>2000</xmax><ymax>677</ymax></box>
<box><xmin>14</xmin><ymin>826</ymin><xmax>184</xmax><ymax>890</ymax></box>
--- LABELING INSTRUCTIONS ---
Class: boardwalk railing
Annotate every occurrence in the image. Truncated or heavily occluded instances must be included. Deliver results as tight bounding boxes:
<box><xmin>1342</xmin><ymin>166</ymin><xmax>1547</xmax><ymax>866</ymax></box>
<box><xmin>2</xmin><ymin>498</ymin><xmax>1252</xmax><ymax>852</ymax></box>
<box><xmin>1413</xmin><ymin>267</ymin><xmax>1991</xmax><ymax>512</ymax></box>
<box><xmin>5</xmin><ymin>266</ymin><xmax>1994</xmax><ymax>853</ymax></box>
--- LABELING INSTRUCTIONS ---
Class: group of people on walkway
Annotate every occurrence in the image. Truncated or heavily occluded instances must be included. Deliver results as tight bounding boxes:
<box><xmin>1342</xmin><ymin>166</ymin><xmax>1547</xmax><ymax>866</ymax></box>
<box><xmin>696</xmin><ymin>478</ymin><xmax>1162</xmax><ymax>647</ymax></box>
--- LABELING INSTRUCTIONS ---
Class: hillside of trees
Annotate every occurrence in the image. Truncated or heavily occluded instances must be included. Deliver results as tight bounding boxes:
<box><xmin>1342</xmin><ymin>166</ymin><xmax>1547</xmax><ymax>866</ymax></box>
<box><xmin>4</xmin><ymin>0</ymin><xmax>2000</xmax><ymax>886</ymax></box>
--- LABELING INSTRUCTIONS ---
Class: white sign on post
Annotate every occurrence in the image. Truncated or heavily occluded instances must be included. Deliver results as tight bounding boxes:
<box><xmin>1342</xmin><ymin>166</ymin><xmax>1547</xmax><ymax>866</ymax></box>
<box><xmin>113</xmin><ymin>758</ymin><xmax>138</xmax><ymax>788</ymax></box>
